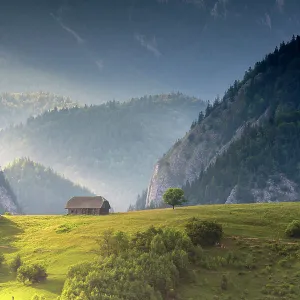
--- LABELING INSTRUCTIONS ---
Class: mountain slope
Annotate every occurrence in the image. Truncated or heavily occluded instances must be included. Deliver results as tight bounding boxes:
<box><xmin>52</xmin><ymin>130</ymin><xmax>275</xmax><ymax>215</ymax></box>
<box><xmin>146</xmin><ymin>35</ymin><xmax>300</xmax><ymax>207</ymax></box>
<box><xmin>4</xmin><ymin>158</ymin><xmax>95</xmax><ymax>215</ymax></box>
<box><xmin>0</xmin><ymin>93</ymin><xmax>205</xmax><ymax>211</ymax></box>
<box><xmin>0</xmin><ymin>92</ymin><xmax>77</xmax><ymax>129</ymax></box>
<box><xmin>0</xmin><ymin>169</ymin><xmax>20</xmax><ymax>214</ymax></box>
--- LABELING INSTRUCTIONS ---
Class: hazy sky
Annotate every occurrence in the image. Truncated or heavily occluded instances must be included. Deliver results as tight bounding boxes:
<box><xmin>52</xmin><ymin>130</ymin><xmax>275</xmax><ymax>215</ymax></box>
<box><xmin>0</xmin><ymin>0</ymin><xmax>299</xmax><ymax>103</ymax></box>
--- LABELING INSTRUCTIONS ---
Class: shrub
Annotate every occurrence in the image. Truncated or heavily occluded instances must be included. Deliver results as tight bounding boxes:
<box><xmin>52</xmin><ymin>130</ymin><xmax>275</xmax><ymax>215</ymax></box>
<box><xmin>221</xmin><ymin>274</ymin><xmax>228</xmax><ymax>290</ymax></box>
<box><xmin>4</xmin><ymin>212</ymin><xmax>11</xmax><ymax>216</ymax></box>
<box><xmin>17</xmin><ymin>264</ymin><xmax>48</xmax><ymax>284</ymax></box>
<box><xmin>10</xmin><ymin>254</ymin><xmax>22</xmax><ymax>272</ymax></box>
<box><xmin>61</xmin><ymin>226</ymin><xmax>201</xmax><ymax>300</ymax></box>
<box><xmin>285</xmin><ymin>220</ymin><xmax>300</xmax><ymax>238</ymax></box>
<box><xmin>56</xmin><ymin>223</ymin><xmax>77</xmax><ymax>234</ymax></box>
<box><xmin>0</xmin><ymin>252</ymin><xmax>5</xmax><ymax>266</ymax></box>
<box><xmin>185</xmin><ymin>218</ymin><xmax>223</xmax><ymax>247</ymax></box>
<box><xmin>31</xmin><ymin>295</ymin><xmax>46</xmax><ymax>300</ymax></box>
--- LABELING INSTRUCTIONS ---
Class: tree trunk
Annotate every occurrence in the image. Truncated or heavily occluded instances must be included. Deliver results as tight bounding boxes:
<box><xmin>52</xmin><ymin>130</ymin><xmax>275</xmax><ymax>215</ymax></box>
<box><xmin>172</xmin><ymin>205</ymin><xmax>175</xmax><ymax>209</ymax></box>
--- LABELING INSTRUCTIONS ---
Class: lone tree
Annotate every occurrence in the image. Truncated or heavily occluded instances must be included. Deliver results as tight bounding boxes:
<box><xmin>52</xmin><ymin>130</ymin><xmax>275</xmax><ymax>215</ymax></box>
<box><xmin>163</xmin><ymin>188</ymin><xmax>187</xmax><ymax>209</ymax></box>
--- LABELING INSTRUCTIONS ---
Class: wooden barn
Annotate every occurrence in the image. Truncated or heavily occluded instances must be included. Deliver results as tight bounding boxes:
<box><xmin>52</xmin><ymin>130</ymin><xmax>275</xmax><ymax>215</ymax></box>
<box><xmin>65</xmin><ymin>196</ymin><xmax>111</xmax><ymax>215</ymax></box>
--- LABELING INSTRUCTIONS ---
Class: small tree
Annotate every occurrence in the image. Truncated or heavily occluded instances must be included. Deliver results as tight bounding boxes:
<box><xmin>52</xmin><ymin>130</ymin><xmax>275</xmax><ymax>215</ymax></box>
<box><xmin>163</xmin><ymin>188</ymin><xmax>187</xmax><ymax>209</ymax></box>
<box><xmin>285</xmin><ymin>220</ymin><xmax>300</xmax><ymax>238</ymax></box>
<box><xmin>185</xmin><ymin>218</ymin><xmax>223</xmax><ymax>247</ymax></box>
<box><xmin>17</xmin><ymin>264</ymin><xmax>47</xmax><ymax>284</ymax></box>
<box><xmin>10</xmin><ymin>254</ymin><xmax>22</xmax><ymax>272</ymax></box>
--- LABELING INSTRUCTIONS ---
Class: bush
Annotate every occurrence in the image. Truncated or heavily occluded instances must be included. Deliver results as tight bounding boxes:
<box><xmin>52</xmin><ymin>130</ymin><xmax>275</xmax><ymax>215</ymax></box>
<box><xmin>31</xmin><ymin>295</ymin><xmax>46</xmax><ymax>300</ymax></box>
<box><xmin>4</xmin><ymin>212</ymin><xmax>11</xmax><ymax>216</ymax></box>
<box><xmin>61</xmin><ymin>226</ymin><xmax>201</xmax><ymax>300</ymax></box>
<box><xmin>221</xmin><ymin>274</ymin><xmax>228</xmax><ymax>290</ymax></box>
<box><xmin>17</xmin><ymin>264</ymin><xmax>48</xmax><ymax>284</ymax></box>
<box><xmin>0</xmin><ymin>252</ymin><xmax>5</xmax><ymax>266</ymax></box>
<box><xmin>10</xmin><ymin>254</ymin><xmax>22</xmax><ymax>272</ymax></box>
<box><xmin>185</xmin><ymin>218</ymin><xmax>223</xmax><ymax>247</ymax></box>
<box><xmin>285</xmin><ymin>220</ymin><xmax>300</xmax><ymax>238</ymax></box>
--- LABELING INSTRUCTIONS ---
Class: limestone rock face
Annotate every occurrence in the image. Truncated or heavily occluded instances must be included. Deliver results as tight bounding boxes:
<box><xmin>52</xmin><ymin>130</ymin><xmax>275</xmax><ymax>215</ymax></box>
<box><xmin>0</xmin><ymin>170</ymin><xmax>19</xmax><ymax>214</ymax></box>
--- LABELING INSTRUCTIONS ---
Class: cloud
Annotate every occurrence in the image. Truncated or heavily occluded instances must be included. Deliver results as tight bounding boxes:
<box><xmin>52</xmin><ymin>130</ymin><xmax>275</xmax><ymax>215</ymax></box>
<box><xmin>50</xmin><ymin>13</ymin><xmax>84</xmax><ymax>44</ymax></box>
<box><xmin>95</xmin><ymin>60</ymin><xmax>104</xmax><ymax>71</ymax></box>
<box><xmin>211</xmin><ymin>0</ymin><xmax>229</xmax><ymax>19</ymax></box>
<box><xmin>50</xmin><ymin>2</ymin><xmax>103</xmax><ymax>72</ymax></box>
<box><xmin>260</xmin><ymin>13</ymin><xmax>272</xmax><ymax>29</ymax></box>
<box><xmin>276</xmin><ymin>0</ymin><xmax>285</xmax><ymax>12</ymax></box>
<box><xmin>157</xmin><ymin>0</ymin><xmax>205</xmax><ymax>7</ymax></box>
<box><xmin>135</xmin><ymin>34</ymin><xmax>162</xmax><ymax>58</ymax></box>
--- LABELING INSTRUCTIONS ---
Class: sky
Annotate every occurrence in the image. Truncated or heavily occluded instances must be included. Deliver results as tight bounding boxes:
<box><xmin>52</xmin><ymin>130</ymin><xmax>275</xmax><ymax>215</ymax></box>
<box><xmin>0</xmin><ymin>0</ymin><xmax>299</xmax><ymax>103</ymax></box>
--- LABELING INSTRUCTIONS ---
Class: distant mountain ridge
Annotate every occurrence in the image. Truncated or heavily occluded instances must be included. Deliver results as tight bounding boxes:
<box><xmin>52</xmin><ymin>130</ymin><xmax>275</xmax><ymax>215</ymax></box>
<box><xmin>146</xmin><ymin>35</ymin><xmax>300</xmax><ymax>207</ymax></box>
<box><xmin>4</xmin><ymin>158</ymin><xmax>94</xmax><ymax>215</ymax></box>
<box><xmin>0</xmin><ymin>93</ymin><xmax>206</xmax><ymax>211</ymax></box>
<box><xmin>0</xmin><ymin>92</ymin><xmax>77</xmax><ymax>129</ymax></box>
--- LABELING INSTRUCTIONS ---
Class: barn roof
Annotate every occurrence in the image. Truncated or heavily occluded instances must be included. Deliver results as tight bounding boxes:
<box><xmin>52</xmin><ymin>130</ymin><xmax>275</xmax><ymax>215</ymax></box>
<box><xmin>65</xmin><ymin>196</ymin><xmax>110</xmax><ymax>209</ymax></box>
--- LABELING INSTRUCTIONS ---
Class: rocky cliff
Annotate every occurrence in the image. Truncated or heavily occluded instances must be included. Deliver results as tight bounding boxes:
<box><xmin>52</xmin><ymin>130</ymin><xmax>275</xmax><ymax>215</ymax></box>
<box><xmin>146</xmin><ymin>79</ymin><xmax>267</xmax><ymax>207</ymax></box>
<box><xmin>0</xmin><ymin>169</ymin><xmax>20</xmax><ymax>214</ymax></box>
<box><xmin>146</xmin><ymin>36</ymin><xmax>300</xmax><ymax>207</ymax></box>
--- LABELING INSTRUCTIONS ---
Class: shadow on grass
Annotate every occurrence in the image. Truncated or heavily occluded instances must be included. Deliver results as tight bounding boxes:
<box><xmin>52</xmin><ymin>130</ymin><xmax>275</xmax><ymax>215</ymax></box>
<box><xmin>0</xmin><ymin>216</ymin><xmax>24</xmax><ymax>252</ymax></box>
<box><xmin>0</xmin><ymin>263</ymin><xmax>16</xmax><ymax>283</ymax></box>
<box><xmin>34</xmin><ymin>276</ymin><xmax>65</xmax><ymax>295</ymax></box>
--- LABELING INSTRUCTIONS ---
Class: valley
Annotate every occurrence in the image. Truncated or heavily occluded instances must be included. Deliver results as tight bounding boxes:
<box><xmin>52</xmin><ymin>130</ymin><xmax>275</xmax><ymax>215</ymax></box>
<box><xmin>0</xmin><ymin>4</ymin><xmax>299</xmax><ymax>298</ymax></box>
<box><xmin>1</xmin><ymin>203</ymin><xmax>300</xmax><ymax>299</ymax></box>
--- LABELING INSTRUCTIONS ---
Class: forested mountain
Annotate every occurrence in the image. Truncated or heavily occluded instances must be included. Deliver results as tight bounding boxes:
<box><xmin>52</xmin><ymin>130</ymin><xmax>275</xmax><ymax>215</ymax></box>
<box><xmin>0</xmin><ymin>169</ymin><xmax>20</xmax><ymax>214</ymax></box>
<box><xmin>0</xmin><ymin>92</ymin><xmax>77</xmax><ymax>129</ymax></box>
<box><xmin>0</xmin><ymin>93</ymin><xmax>205</xmax><ymax>211</ymax></box>
<box><xmin>146</xmin><ymin>35</ymin><xmax>300</xmax><ymax>207</ymax></box>
<box><xmin>4</xmin><ymin>158</ymin><xmax>94</xmax><ymax>215</ymax></box>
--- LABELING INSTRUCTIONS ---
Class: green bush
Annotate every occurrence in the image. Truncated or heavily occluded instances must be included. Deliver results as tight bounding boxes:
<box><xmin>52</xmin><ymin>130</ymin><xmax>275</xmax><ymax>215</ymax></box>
<box><xmin>17</xmin><ymin>264</ymin><xmax>48</xmax><ymax>284</ymax></box>
<box><xmin>185</xmin><ymin>218</ymin><xmax>223</xmax><ymax>247</ymax></box>
<box><xmin>61</xmin><ymin>226</ymin><xmax>201</xmax><ymax>300</ymax></box>
<box><xmin>31</xmin><ymin>295</ymin><xmax>46</xmax><ymax>300</ymax></box>
<box><xmin>4</xmin><ymin>212</ymin><xmax>11</xmax><ymax>216</ymax></box>
<box><xmin>10</xmin><ymin>254</ymin><xmax>22</xmax><ymax>272</ymax></box>
<box><xmin>221</xmin><ymin>274</ymin><xmax>228</xmax><ymax>290</ymax></box>
<box><xmin>285</xmin><ymin>220</ymin><xmax>300</xmax><ymax>238</ymax></box>
<box><xmin>56</xmin><ymin>223</ymin><xmax>77</xmax><ymax>234</ymax></box>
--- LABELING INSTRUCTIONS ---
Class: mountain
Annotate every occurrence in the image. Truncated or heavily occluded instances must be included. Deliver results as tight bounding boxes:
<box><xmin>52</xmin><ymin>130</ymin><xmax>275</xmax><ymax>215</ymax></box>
<box><xmin>146</xmin><ymin>35</ymin><xmax>300</xmax><ymax>207</ymax></box>
<box><xmin>0</xmin><ymin>1</ymin><xmax>299</xmax><ymax>103</ymax></box>
<box><xmin>0</xmin><ymin>169</ymin><xmax>20</xmax><ymax>214</ymax></box>
<box><xmin>0</xmin><ymin>93</ymin><xmax>205</xmax><ymax>211</ymax></box>
<box><xmin>0</xmin><ymin>92</ymin><xmax>77</xmax><ymax>129</ymax></box>
<box><xmin>4</xmin><ymin>158</ymin><xmax>95</xmax><ymax>215</ymax></box>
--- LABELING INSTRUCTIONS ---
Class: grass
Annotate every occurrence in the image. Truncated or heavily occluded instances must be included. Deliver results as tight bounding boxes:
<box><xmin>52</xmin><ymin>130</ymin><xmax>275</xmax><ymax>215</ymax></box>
<box><xmin>1</xmin><ymin>202</ymin><xmax>300</xmax><ymax>299</ymax></box>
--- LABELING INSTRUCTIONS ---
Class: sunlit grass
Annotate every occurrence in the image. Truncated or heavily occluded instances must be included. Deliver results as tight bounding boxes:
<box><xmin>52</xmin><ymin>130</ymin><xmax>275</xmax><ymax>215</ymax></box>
<box><xmin>0</xmin><ymin>202</ymin><xmax>300</xmax><ymax>299</ymax></box>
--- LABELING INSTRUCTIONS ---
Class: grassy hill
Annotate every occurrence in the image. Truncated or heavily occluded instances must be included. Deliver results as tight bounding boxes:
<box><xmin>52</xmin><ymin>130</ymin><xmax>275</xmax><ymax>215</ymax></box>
<box><xmin>1</xmin><ymin>203</ymin><xmax>300</xmax><ymax>299</ymax></box>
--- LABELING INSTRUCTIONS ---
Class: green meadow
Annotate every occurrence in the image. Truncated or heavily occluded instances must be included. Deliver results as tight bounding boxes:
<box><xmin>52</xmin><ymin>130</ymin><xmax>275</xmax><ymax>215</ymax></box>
<box><xmin>1</xmin><ymin>202</ymin><xmax>300</xmax><ymax>299</ymax></box>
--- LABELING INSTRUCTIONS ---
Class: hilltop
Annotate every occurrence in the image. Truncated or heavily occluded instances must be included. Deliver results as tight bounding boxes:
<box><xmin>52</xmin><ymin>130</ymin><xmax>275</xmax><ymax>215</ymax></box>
<box><xmin>146</xmin><ymin>35</ymin><xmax>300</xmax><ymax>208</ymax></box>
<box><xmin>0</xmin><ymin>93</ymin><xmax>205</xmax><ymax>211</ymax></box>
<box><xmin>3</xmin><ymin>158</ymin><xmax>94</xmax><ymax>215</ymax></box>
<box><xmin>0</xmin><ymin>92</ymin><xmax>77</xmax><ymax>129</ymax></box>
<box><xmin>1</xmin><ymin>203</ymin><xmax>300</xmax><ymax>299</ymax></box>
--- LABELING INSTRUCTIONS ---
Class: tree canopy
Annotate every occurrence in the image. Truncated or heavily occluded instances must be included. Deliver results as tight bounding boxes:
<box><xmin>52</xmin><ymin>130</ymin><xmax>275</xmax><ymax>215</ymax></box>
<box><xmin>163</xmin><ymin>188</ymin><xmax>187</xmax><ymax>209</ymax></box>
